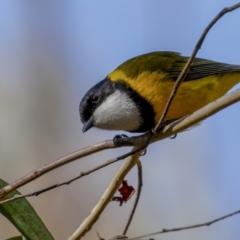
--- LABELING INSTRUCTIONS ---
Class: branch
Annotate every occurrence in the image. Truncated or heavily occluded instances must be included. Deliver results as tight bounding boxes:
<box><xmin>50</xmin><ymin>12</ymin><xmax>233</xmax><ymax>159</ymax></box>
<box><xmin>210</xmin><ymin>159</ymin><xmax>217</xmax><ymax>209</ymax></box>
<box><xmin>122</xmin><ymin>160</ymin><xmax>143</xmax><ymax>235</ymax></box>
<box><xmin>127</xmin><ymin>209</ymin><xmax>240</xmax><ymax>239</ymax></box>
<box><xmin>153</xmin><ymin>1</ymin><xmax>240</xmax><ymax>132</ymax></box>
<box><xmin>0</xmin><ymin>157</ymin><xmax>121</xmax><ymax>205</ymax></box>
<box><xmin>0</xmin><ymin>88</ymin><xmax>240</xmax><ymax>201</ymax></box>
<box><xmin>68</xmin><ymin>147</ymin><xmax>144</xmax><ymax>240</ymax></box>
<box><xmin>0</xmin><ymin>140</ymin><xmax>118</xmax><ymax>200</ymax></box>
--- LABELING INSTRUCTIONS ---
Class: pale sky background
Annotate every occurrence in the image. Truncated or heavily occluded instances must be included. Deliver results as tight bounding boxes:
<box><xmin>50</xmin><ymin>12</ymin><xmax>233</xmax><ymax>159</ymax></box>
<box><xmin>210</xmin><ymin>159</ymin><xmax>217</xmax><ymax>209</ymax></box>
<box><xmin>0</xmin><ymin>1</ymin><xmax>240</xmax><ymax>240</ymax></box>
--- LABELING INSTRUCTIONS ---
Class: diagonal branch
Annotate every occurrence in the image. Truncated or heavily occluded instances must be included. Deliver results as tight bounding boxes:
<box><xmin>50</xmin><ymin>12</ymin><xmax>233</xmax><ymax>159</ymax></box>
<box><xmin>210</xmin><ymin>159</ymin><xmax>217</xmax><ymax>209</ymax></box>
<box><xmin>0</xmin><ymin>157</ymin><xmax>121</xmax><ymax>205</ymax></box>
<box><xmin>68</xmin><ymin>147</ymin><xmax>144</xmax><ymax>240</ymax></box>
<box><xmin>0</xmin><ymin>140</ymin><xmax>117</xmax><ymax>200</ymax></box>
<box><xmin>122</xmin><ymin>160</ymin><xmax>143</xmax><ymax>235</ymax></box>
<box><xmin>153</xmin><ymin>1</ymin><xmax>240</xmax><ymax>132</ymax></box>
<box><xmin>0</xmin><ymin>88</ymin><xmax>240</xmax><ymax>201</ymax></box>
<box><xmin>127</xmin><ymin>209</ymin><xmax>240</xmax><ymax>239</ymax></box>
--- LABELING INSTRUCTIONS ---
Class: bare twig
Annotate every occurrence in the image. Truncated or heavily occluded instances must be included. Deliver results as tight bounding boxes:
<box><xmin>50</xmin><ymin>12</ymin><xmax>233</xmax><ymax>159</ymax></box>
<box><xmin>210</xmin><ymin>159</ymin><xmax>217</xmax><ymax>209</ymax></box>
<box><xmin>96</xmin><ymin>232</ymin><xmax>104</xmax><ymax>240</ymax></box>
<box><xmin>109</xmin><ymin>235</ymin><xmax>128</xmax><ymax>240</ymax></box>
<box><xmin>0</xmin><ymin>194</ymin><xmax>28</xmax><ymax>205</ymax></box>
<box><xmin>127</xmin><ymin>209</ymin><xmax>240</xmax><ymax>239</ymax></box>
<box><xmin>153</xmin><ymin>1</ymin><xmax>240</xmax><ymax>132</ymax></box>
<box><xmin>123</xmin><ymin>160</ymin><xmax>143</xmax><ymax>235</ymax></box>
<box><xmin>0</xmin><ymin>140</ymin><xmax>118</xmax><ymax>200</ymax></box>
<box><xmin>0</xmin><ymin>88</ymin><xmax>240</xmax><ymax>202</ymax></box>
<box><xmin>68</xmin><ymin>147</ymin><xmax>144</xmax><ymax>240</ymax></box>
<box><xmin>0</xmin><ymin>156</ymin><xmax>122</xmax><ymax>205</ymax></box>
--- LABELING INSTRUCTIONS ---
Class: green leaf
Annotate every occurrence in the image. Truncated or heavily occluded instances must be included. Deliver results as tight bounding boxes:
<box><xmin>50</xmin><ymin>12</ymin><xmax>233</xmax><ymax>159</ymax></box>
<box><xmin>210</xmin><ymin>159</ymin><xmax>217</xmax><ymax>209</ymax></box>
<box><xmin>0</xmin><ymin>179</ymin><xmax>54</xmax><ymax>240</ymax></box>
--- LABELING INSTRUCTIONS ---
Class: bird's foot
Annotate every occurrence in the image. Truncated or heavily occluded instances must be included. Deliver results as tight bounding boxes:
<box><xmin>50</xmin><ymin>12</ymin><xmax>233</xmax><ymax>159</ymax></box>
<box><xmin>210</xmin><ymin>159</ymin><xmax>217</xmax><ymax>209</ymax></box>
<box><xmin>113</xmin><ymin>134</ymin><xmax>128</xmax><ymax>146</ymax></box>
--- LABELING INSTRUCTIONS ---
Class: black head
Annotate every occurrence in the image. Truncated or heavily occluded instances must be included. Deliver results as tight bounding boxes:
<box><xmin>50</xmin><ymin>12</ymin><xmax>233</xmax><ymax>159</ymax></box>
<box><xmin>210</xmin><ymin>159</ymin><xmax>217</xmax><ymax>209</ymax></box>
<box><xmin>79</xmin><ymin>78</ymin><xmax>115</xmax><ymax>131</ymax></box>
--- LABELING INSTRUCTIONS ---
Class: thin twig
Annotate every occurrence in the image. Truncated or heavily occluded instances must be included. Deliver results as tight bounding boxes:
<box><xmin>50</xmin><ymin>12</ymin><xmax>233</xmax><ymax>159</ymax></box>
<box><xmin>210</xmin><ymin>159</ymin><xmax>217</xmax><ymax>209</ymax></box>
<box><xmin>1</xmin><ymin>87</ymin><xmax>240</xmax><ymax>202</ymax></box>
<box><xmin>122</xmin><ymin>160</ymin><xmax>143</xmax><ymax>235</ymax></box>
<box><xmin>0</xmin><ymin>194</ymin><xmax>29</xmax><ymax>205</ymax></box>
<box><xmin>0</xmin><ymin>140</ymin><xmax>118</xmax><ymax>200</ymax></box>
<box><xmin>68</xmin><ymin>147</ymin><xmax>144</xmax><ymax>240</ymax></box>
<box><xmin>0</xmin><ymin>157</ymin><xmax>121</xmax><ymax>205</ymax></box>
<box><xmin>96</xmin><ymin>232</ymin><xmax>104</xmax><ymax>240</ymax></box>
<box><xmin>127</xmin><ymin>209</ymin><xmax>240</xmax><ymax>239</ymax></box>
<box><xmin>153</xmin><ymin>1</ymin><xmax>240</xmax><ymax>133</ymax></box>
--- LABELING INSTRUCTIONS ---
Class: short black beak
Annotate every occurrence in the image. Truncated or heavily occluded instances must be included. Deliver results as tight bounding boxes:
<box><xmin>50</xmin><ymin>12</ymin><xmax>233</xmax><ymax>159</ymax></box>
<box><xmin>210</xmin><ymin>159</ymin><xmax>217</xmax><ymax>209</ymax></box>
<box><xmin>82</xmin><ymin>116</ymin><xmax>94</xmax><ymax>133</ymax></box>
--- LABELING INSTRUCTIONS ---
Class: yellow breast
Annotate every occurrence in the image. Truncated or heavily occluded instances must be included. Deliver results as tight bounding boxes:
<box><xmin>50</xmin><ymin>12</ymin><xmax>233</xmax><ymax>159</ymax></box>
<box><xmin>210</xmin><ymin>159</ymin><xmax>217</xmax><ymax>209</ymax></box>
<box><xmin>109</xmin><ymin>70</ymin><xmax>240</xmax><ymax>124</ymax></box>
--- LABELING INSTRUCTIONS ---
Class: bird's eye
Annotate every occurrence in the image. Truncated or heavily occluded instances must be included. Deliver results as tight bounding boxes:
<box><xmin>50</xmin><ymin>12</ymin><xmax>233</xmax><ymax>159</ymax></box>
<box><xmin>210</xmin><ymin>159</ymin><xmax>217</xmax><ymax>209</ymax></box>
<box><xmin>91</xmin><ymin>94</ymin><xmax>100</xmax><ymax>103</ymax></box>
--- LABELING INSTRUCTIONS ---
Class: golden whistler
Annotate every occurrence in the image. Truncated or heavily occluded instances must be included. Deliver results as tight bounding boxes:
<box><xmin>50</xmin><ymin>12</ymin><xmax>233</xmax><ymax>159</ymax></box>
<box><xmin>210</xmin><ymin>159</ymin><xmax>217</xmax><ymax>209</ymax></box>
<box><xmin>80</xmin><ymin>52</ymin><xmax>240</xmax><ymax>133</ymax></box>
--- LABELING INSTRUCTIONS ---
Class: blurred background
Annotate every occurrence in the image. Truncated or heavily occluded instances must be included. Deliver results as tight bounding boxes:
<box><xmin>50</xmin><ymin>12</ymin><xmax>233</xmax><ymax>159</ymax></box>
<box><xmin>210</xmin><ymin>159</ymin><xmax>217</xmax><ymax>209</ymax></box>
<box><xmin>0</xmin><ymin>1</ymin><xmax>240</xmax><ymax>239</ymax></box>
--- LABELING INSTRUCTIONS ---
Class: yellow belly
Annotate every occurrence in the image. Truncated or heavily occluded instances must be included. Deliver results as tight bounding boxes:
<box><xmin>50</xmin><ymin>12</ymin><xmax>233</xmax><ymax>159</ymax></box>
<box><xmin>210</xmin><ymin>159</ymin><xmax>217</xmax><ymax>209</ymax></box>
<box><xmin>109</xmin><ymin>70</ymin><xmax>240</xmax><ymax>124</ymax></box>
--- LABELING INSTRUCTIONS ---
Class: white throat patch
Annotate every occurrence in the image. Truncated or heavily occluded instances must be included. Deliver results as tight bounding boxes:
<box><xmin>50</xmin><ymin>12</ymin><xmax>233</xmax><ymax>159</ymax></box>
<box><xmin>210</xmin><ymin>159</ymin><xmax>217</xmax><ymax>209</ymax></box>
<box><xmin>93</xmin><ymin>90</ymin><xmax>141</xmax><ymax>131</ymax></box>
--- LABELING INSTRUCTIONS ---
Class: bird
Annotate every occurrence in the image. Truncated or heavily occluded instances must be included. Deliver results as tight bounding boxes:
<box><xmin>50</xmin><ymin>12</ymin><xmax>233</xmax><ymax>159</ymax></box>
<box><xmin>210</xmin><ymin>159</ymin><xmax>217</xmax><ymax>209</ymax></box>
<box><xmin>79</xmin><ymin>51</ymin><xmax>240</xmax><ymax>133</ymax></box>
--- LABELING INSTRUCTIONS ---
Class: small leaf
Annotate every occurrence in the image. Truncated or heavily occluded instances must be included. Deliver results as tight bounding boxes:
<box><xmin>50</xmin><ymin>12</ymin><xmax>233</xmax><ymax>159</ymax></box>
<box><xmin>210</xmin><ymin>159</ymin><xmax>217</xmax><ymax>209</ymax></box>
<box><xmin>0</xmin><ymin>179</ymin><xmax>54</xmax><ymax>240</ymax></box>
<box><xmin>112</xmin><ymin>180</ymin><xmax>135</xmax><ymax>206</ymax></box>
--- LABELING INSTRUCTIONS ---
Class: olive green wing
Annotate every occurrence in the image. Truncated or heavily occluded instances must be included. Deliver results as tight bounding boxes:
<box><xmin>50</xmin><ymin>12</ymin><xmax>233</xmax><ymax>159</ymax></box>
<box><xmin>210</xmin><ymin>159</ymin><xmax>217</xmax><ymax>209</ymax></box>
<box><xmin>115</xmin><ymin>51</ymin><xmax>240</xmax><ymax>81</ymax></box>
<box><xmin>169</xmin><ymin>56</ymin><xmax>240</xmax><ymax>81</ymax></box>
